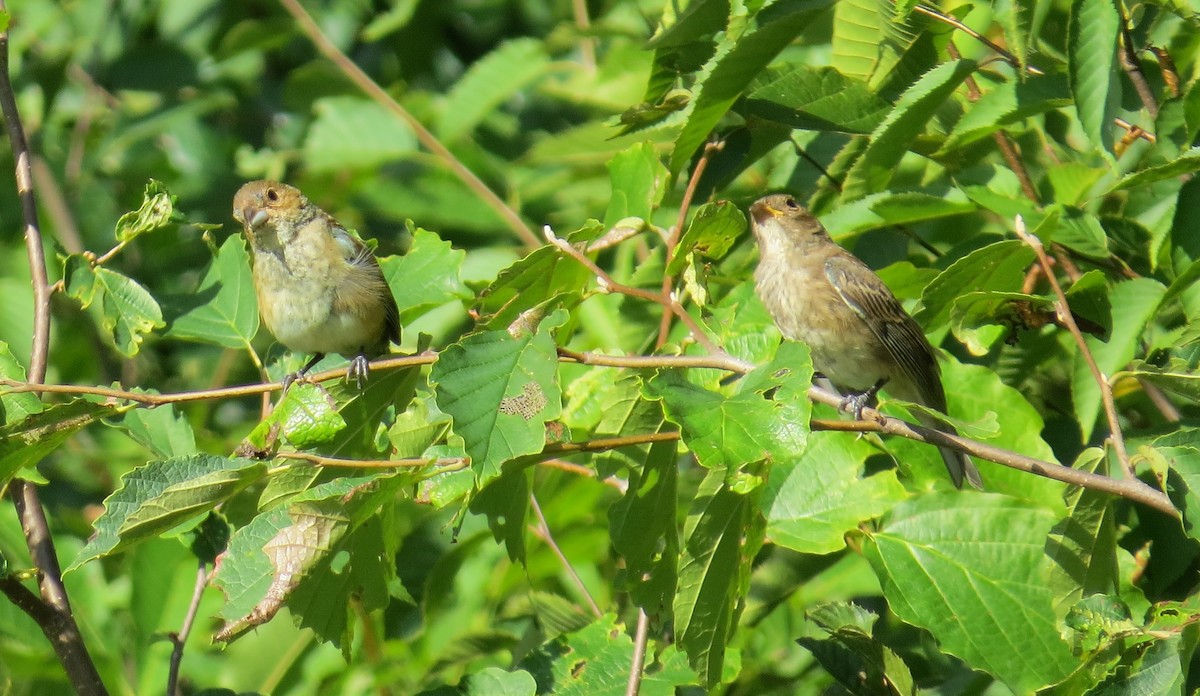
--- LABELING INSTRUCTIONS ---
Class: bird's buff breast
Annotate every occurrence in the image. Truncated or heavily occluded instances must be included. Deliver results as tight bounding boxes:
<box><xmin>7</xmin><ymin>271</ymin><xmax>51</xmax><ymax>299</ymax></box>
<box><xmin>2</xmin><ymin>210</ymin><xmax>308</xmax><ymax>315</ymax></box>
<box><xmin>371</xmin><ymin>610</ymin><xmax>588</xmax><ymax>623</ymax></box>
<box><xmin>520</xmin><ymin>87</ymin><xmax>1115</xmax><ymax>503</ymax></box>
<box><xmin>755</xmin><ymin>261</ymin><xmax>890</xmax><ymax>392</ymax></box>
<box><xmin>253</xmin><ymin>249</ymin><xmax>380</xmax><ymax>356</ymax></box>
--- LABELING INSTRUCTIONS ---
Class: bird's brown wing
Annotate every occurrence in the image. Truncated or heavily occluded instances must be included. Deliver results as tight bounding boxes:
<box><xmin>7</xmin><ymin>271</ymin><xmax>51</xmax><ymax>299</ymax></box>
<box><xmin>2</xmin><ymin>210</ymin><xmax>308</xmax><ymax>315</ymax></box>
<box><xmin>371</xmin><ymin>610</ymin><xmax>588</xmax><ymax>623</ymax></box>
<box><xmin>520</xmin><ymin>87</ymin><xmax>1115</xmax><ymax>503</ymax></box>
<box><xmin>823</xmin><ymin>254</ymin><xmax>945</xmax><ymax>410</ymax></box>
<box><xmin>332</xmin><ymin>223</ymin><xmax>402</xmax><ymax>345</ymax></box>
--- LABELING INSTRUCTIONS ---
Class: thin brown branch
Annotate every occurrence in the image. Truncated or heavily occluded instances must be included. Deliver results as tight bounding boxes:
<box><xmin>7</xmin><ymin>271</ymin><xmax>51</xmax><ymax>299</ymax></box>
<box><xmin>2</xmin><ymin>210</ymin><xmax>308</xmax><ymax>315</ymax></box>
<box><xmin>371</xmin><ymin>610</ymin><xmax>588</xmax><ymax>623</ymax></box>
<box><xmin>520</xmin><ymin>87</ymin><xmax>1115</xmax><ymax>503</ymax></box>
<box><xmin>276</xmin><ymin>0</ymin><xmax>538</xmax><ymax>249</ymax></box>
<box><xmin>1116</xmin><ymin>5</ymin><xmax>1159</xmax><ymax>119</ymax></box>
<box><xmin>1147</xmin><ymin>46</ymin><xmax>1180</xmax><ymax>98</ymax></box>
<box><xmin>1139</xmin><ymin>379</ymin><xmax>1181</xmax><ymax>423</ymax></box>
<box><xmin>0</xmin><ymin>2</ymin><xmax>107</xmax><ymax>691</ymax></box>
<box><xmin>167</xmin><ymin>562</ymin><xmax>209</xmax><ymax>696</ymax></box>
<box><xmin>913</xmin><ymin>4</ymin><xmax>1043</xmax><ymax>75</ymax></box>
<box><xmin>557</xmin><ymin>346</ymin><xmax>753</xmax><ymax>374</ymax></box>
<box><xmin>626</xmin><ymin>608</ymin><xmax>650</xmax><ymax>696</ymax></box>
<box><xmin>1014</xmin><ymin>216</ymin><xmax>1134</xmax><ymax>479</ymax></box>
<box><xmin>537</xmin><ymin>458</ymin><xmax>629</xmax><ymax>492</ymax></box>
<box><xmin>657</xmin><ymin>140</ymin><xmax>724</xmax><ymax>348</ymax></box>
<box><xmin>530</xmin><ymin>493</ymin><xmax>602</xmax><ymax>617</ymax></box>
<box><xmin>276</xmin><ymin>451</ymin><xmax>469</xmax><ymax>470</ymax></box>
<box><xmin>1115</xmin><ymin>117</ymin><xmax>1156</xmax><ymax>144</ymax></box>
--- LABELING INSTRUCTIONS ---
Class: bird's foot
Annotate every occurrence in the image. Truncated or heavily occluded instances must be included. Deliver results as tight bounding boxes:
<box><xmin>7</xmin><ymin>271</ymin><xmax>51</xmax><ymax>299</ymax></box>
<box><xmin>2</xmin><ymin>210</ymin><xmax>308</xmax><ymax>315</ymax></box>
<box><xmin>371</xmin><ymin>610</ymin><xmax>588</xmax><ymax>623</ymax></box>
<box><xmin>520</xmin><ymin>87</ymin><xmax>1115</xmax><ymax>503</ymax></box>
<box><xmin>840</xmin><ymin>378</ymin><xmax>887</xmax><ymax>420</ymax></box>
<box><xmin>348</xmin><ymin>353</ymin><xmax>370</xmax><ymax>390</ymax></box>
<box><xmin>281</xmin><ymin>353</ymin><xmax>325</xmax><ymax>394</ymax></box>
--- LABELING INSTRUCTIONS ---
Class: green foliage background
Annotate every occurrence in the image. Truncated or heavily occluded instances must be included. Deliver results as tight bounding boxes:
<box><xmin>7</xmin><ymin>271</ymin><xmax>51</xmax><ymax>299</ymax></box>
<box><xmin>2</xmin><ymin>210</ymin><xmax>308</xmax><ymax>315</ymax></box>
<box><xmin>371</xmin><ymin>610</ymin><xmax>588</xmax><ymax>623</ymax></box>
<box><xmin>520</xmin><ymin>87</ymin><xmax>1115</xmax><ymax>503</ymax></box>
<box><xmin>0</xmin><ymin>0</ymin><xmax>1199</xmax><ymax>693</ymax></box>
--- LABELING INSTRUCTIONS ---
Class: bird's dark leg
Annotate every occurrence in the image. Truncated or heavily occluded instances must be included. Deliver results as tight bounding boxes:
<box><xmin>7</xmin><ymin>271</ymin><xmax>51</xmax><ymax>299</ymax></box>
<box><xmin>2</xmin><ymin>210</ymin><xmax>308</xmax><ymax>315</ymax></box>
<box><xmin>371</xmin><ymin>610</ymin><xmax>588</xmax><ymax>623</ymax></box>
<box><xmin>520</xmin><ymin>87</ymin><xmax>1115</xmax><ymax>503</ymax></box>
<box><xmin>840</xmin><ymin>378</ymin><xmax>887</xmax><ymax>420</ymax></box>
<box><xmin>348</xmin><ymin>352</ymin><xmax>371</xmax><ymax>390</ymax></box>
<box><xmin>282</xmin><ymin>352</ymin><xmax>325</xmax><ymax>393</ymax></box>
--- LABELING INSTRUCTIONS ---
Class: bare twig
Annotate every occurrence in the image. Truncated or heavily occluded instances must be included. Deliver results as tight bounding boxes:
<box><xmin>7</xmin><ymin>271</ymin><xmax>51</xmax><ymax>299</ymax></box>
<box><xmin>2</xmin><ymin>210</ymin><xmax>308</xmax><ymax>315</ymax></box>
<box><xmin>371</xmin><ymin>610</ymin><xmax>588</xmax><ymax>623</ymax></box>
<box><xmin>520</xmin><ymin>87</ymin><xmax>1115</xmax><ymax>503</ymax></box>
<box><xmin>1115</xmin><ymin>117</ymin><xmax>1156</xmax><ymax>144</ymax></box>
<box><xmin>626</xmin><ymin>608</ymin><xmax>650</xmax><ymax>696</ymax></box>
<box><xmin>657</xmin><ymin>140</ymin><xmax>724</xmax><ymax>348</ymax></box>
<box><xmin>913</xmin><ymin>4</ymin><xmax>1044</xmax><ymax>75</ymax></box>
<box><xmin>1116</xmin><ymin>4</ymin><xmax>1159</xmax><ymax>119</ymax></box>
<box><xmin>276</xmin><ymin>0</ymin><xmax>539</xmax><ymax>248</ymax></box>
<box><xmin>167</xmin><ymin>562</ymin><xmax>209</xmax><ymax>696</ymax></box>
<box><xmin>530</xmin><ymin>493</ymin><xmax>602</xmax><ymax>617</ymax></box>
<box><xmin>275</xmin><ymin>451</ymin><xmax>470</xmax><ymax>471</ymax></box>
<box><xmin>1139</xmin><ymin>380</ymin><xmax>1181</xmax><ymax>423</ymax></box>
<box><xmin>0</xmin><ymin>2</ymin><xmax>107</xmax><ymax>691</ymax></box>
<box><xmin>1013</xmin><ymin>216</ymin><xmax>1134</xmax><ymax>479</ymax></box>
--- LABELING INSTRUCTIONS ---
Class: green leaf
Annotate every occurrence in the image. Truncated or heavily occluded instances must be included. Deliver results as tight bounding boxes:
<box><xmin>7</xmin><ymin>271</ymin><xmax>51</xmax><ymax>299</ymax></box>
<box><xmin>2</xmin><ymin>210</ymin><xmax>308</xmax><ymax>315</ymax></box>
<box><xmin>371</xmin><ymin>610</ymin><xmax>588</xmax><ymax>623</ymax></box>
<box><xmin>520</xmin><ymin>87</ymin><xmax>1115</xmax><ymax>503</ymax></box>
<box><xmin>604</xmin><ymin>141</ymin><xmax>669</xmax><ymax>228</ymax></box>
<box><xmin>64</xmin><ymin>258</ymin><xmax>165</xmax><ymax>357</ymax></box>
<box><xmin>831</xmin><ymin>0</ymin><xmax>882</xmax><ymax>81</ymax></box>
<box><xmin>105</xmin><ymin>400</ymin><xmax>197</xmax><ymax>459</ymax></box>
<box><xmin>245</xmin><ymin>382</ymin><xmax>346</xmax><ymax>450</ymax></box>
<box><xmin>1068</xmin><ymin>0</ymin><xmax>1121</xmax><ymax>158</ymax></box>
<box><xmin>992</xmin><ymin>0</ymin><xmax>1035</xmax><ymax>71</ymax></box>
<box><xmin>465</xmin><ymin>668</ymin><xmax>537</xmax><ymax>696</ymax></box>
<box><xmin>842</xmin><ymin>60</ymin><xmax>979</xmax><ymax>201</ymax></box>
<box><xmin>213</xmin><ymin>473</ymin><xmax>404</xmax><ymax>644</ymax></box>
<box><xmin>163</xmin><ymin>234</ymin><xmax>258</xmax><ymax>349</ymax></box>
<box><xmin>609</xmin><ymin>437</ymin><xmax>680</xmax><ymax>617</ymax></box>
<box><xmin>743</xmin><ymin>66</ymin><xmax>892</xmax><ymax>134</ymax></box>
<box><xmin>70</xmin><ymin>455</ymin><xmax>267</xmax><ymax>570</ymax></box>
<box><xmin>917</xmin><ymin>239</ymin><xmax>1037</xmax><ymax>333</ymax></box>
<box><xmin>1072</xmin><ymin>278</ymin><xmax>1165</xmax><ymax>440</ymax></box>
<box><xmin>115</xmin><ymin>179</ymin><xmax>178</xmax><ymax>241</ymax></box>
<box><xmin>381</xmin><ymin>227</ymin><xmax>471</xmax><ymax>320</ymax></box>
<box><xmin>1045</xmin><ymin>449</ymin><xmax>1119</xmax><ymax>614</ymax></box>
<box><xmin>675</xmin><ymin>468</ymin><xmax>766</xmax><ymax>687</ymax></box>
<box><xmin>432</xmin><ymin>322</ymin><xmax>563</xmax><ymax>482</ymax></box>
<box><xmin>1107</xmin><ymin>147</ymin><xmax>1200</xmax><ymax>192</ymax></box>
<box><xmin>798</xmin><ymin>601</ymin><xmax>915</xmax><ymax>696</ymax></box>
<box><xmin>469</xmin><ymin>468</ymin><xmax>530</xmax><ymax>563</ymax></box>
<box><xmin>472</xmin><ymin>226</ymin><xmax>597</xmax><ymax>329</ymax></box>
<box><xmin>304</xmin><ymin>96</ymin><xmax>417</xmax><ymax>173</ymax></box>
<box><xmin>669</xmin><ymin>0</ymin><xmax>835</xmax><ymax>174</ymax></box>
<box><xmin>939</xmin><ymin>73</ymin><xmax>1072</xmax><ymax>153</ymax></box>
<box><xmin>819</xmin><ymin>190</ymin><xmax>976</xmax><ymax>236</ymax></box>
<box><xmin>644</xmin><ymin>341</ymin><xmax>812</xmax><ymax>469</ymax></box>
<box><xmin>0</xmin><ymin>342</ymin><xmax>41</xmax><ymax>426</ymax></box>
<box><xmin>763</xmin><ymin>432</ymin><xmax>908</xmax><ymax>555</ymax></box>
<box><xmin>863</xmin><ymin>494</ymin><xmax>1076</xmax><ymax>692</ymax></box>
<box><xmin>1117</xmin><ymin>359</ymin><xmax>1200</xmax><ymax>403</ymax></box>
<box><xmin>438</xmin><ymin>38</ymin><xmax>550</xmax><ymax>142</ymax></box>
<box><xmin>667</xmin><ymin>201</ymin><xmax>745</xmax><ymax>275</ymax></box>
<box><xmin>0</xmin><ymin>400</ymin><xmax>115</xmax><ymax>489</ymax></box>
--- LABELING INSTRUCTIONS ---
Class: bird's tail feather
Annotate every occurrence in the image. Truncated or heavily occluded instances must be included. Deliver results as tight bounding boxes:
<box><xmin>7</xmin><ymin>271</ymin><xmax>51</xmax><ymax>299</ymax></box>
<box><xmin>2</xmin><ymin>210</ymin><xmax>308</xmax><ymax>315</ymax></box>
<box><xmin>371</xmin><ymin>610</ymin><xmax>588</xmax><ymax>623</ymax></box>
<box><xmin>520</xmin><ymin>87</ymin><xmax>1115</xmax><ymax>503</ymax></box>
<box><xmin>914</xmin><ymin>412</ymin><xmax>983</xmax><ymax>489</ymax></box>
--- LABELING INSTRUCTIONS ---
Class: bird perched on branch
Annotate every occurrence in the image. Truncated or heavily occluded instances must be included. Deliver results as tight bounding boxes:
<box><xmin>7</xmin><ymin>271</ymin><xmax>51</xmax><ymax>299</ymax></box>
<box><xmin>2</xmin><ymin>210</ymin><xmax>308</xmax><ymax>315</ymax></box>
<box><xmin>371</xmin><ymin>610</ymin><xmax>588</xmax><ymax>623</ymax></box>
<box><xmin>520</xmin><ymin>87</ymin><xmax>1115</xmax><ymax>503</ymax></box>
<box><xmin>232</xmin><ymin>180</ymin><xmax>400</xmax><ymax>390</ymax></box>
<box><xmin>749</xmin><ymin>193</ymin><xmax>982</xmax><ymax>489</ymax></box>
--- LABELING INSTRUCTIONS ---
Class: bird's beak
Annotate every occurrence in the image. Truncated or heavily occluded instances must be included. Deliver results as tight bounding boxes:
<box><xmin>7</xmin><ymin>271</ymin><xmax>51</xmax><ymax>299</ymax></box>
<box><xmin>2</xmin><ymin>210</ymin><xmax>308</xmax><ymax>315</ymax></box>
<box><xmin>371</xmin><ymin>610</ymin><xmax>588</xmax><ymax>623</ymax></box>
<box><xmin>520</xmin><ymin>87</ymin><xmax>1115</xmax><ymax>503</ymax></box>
<box><xmin>750</xmin><ymin>202</ymin><xmax>781</xmax><ymax>225</ymax></box>
<box><xmin>241</xmin><ymin>207</ymin><xmax>269</xmax><ymax>231</ymax></box>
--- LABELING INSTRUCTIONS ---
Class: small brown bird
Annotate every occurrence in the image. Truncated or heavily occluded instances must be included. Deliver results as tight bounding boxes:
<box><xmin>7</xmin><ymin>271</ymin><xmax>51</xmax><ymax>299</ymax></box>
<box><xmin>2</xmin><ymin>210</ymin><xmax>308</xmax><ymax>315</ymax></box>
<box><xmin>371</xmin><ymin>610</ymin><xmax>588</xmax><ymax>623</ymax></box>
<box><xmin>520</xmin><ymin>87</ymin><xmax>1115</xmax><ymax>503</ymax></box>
<box><xmin>749</xmin><ymin>193</ymin><xmax>982</xmax><ymax>489</ymax></box>
<box><xmin>232</xmin><ymin>180</ymin><xmax>400</xmax><ymax>389</ymax></box>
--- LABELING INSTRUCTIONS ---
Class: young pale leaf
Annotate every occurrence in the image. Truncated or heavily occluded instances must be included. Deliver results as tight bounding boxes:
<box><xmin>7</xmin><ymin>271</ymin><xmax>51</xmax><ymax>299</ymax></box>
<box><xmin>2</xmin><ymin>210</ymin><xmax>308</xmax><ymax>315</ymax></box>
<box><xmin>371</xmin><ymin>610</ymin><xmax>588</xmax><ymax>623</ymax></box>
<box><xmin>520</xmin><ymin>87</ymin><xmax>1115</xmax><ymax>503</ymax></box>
<box><xmin>645</xmin><ymin>341</ymin><xmax>812</xmax><ymax>469</ymax></box>
<box><xmin>604</xmin><ymin>141</ymin><xmax>669</xmax><ymax>227</ymax></box>
<box><xmin>1072</xmin><ymin>278</ymin><xmax>1165</xmax><ymax>440</ymax></box>
<box><xmin>304</xmin><ymin>96</ymin><xmax>417</xmax><ymax>172</ymax></box>
<box><xmin>669</xmin><ymin>0</ymin><xmax>834</xmax><ymax>175</ymax></box>
<box><xmin>433</xmin><ymin>321</ymin><xmax>562</xmax><ymax>482</ymax></box>
<box><xmin>763</xmin><ymin>432</ymin><xmax>908</xmax><ymax>555</ymax></box>
<box><xmin>863</xmin><ymin>493</ymin><xmax>1077</xmax><ymax>692</ymax></box>
<box><xmin>841</xmin><ymin>60</ymin><xmax>978</xmax><ymax>201</ymax></box>
<box><xmin>438</xmin><ymin>38</ymin><xmax>550</xmax><ymax>143</ymax></box>
<box><xmin>381</xmin><ymin>227</ymin><xmax>471</xmax><ymax>320</ymax></box>
<box><xmin>667</xmin><ymin>201</ymin><xmax>745</xmax><ymax>275</ymax></box>
<box><xmin>163</xmin><ymin>234</ymin><xmax>257</xmax><ymax>349</ymax></box>
<box><xmin>115</xmin><ymin>179</ymin><xmax>178</xmax><ymax>241</ymax></box>
<box><xmin>1068</xmin><ymin>0</ymin><xmax>1121</xmax><ymax>158</ymax></box>
<box><xmin>675</xmin><ymin>467</ymin><xmax>766</xmax><ymax>687</ymax></box>
<box><xmin>70</xmin><ymin>455</ymin><xmax>267</xmax><ymax>570</ymax></box>
<box><xmin>743</xmin><ymin>66</ymin><xmax>892</xmax><ymax>134</ymax></box>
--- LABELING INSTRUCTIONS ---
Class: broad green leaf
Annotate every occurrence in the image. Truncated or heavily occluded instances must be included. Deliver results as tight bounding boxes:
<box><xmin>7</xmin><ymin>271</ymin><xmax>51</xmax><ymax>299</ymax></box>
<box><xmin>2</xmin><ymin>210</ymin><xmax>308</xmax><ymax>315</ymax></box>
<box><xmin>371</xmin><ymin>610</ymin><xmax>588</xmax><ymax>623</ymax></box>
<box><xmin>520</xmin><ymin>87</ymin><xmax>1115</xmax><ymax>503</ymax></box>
<box><xmin>465</xmin><ymin>668</ymin><xmax>537</xmax><ymax>696</ymax></box>
<box><xmin>863</xmin><ymin>494</ymin><xmax>1076</xmax><ymax>692</ymax></box>
<box><xmin>472</xmin><ymin>224</ymin><xmax>597</xmax><ymax>329</ymax></box>
<box><xmin>432</xmin><ymin>321</ymin><xmax>562</xmax><ymax>482</ymax></box>
<box><xmin>1049</xmin><ymin>207</ymin><xmax>1109</xmax><ymax>258</ymax></box>
<box><xmin>105</xmin><ymin>400</ymin><xmax>197</xmax><ymax>459</ymax></box>
<box><xmin>831</xmin><ymin>0</ymin><xmax>882</xmax><ymax>81</ymax></box>
<box><xmin>1072</xmin><ymin>278</ymin><xmax>1165</xmax><ymax>440</ymax></box>
<box><xmin>917</xmin><ymin>239</ymin><xmax>1037</xmax><ymax>333</ymax></box>
<box><xmin>438</xmin><ymin>38</ymin><xmax>550</xmax><ymax>142</ymax></box>
<box><xmin>609</xmin><ymin>437</ymin><xmax>680</xmax><ymax>617</ymax></box>
<box><xmin>1107</xmin><ymin>147</ymin><xmax>1200</xmax><ymax>192</ymax></box>
<box><xmin>667</xmin><ymin>201</ymin><xmax>745</xmax><ymax>275</ymax></box>
<box><xmin>0</xmin><ymin>400</ymin><xmax>114</xmax><ymax>489</ymax></box>
<box><xmin>842</xmin><ymin>60</ymin><xmax>979</xmax><ymax>201</ymax></box>
<box><xmin>992</xmin><ymin>0</ymin><xmax>1035</xmax><ymax>71</ymax></box>
<box><xmin>0</xmin><ymin>342</ymin><xmax>41</xmax><ymax>426</ymax></box>
<box><xmin>65</xmin><ymin>257</ymin><xmax>165</xmax><ymax>357</ymax></box>
<box><xmin>798</xmin><ymin>602</ymin><xmax>915</xmax><ymax>696</ymax></box>
<box><xmin>245</xmin><ymin>382</ymin><xmax>345</xmax><ymax>450</ymax></box>
<box><xmin>669</xmin><ymin>0</ymin><xmax>834</xmax><ymax>174</ymax></box>
<box><xmin>1117</xmin><ymin>359</ymin><xmax>1200</xmax><ymax>403</ymax></box>
<box><xmin>304</xmin><ymin>96</ymin><xmax>416</xmax><ymax>172</ymax></box>
<box><xmin>950</xmin><ymin>290</ymin><xmax>1044</xmax><ymax>355</ymax></box>
<box><xmin>469</xmin><ymin>467</ymin><xmax>530</xmax><ymax>562</ymax></box>
<box><xmin>743</xmin><ymin>65</ymin><xmax>892</xmax><ymax>134</ymax></box>
<box><xmin>940</xmin><ymin>73</ymin><xmax>1071</xmax><ymax>154</ymax></box>
<box><xmin>675</xmin><ymin>468</ymin><xmax>766</xmax><ymax>687</ymax></box>
<box><xmin>115</xmin><ymin>179</ymin><xmax>179</xmax><ymax>241</ymax></box>
<box><xmin>645</xmin><ymin>342</ymin><xmax>812</xmax><ymax>469</ymax></box>
<box><xmin>763</xmin><ymin>432</ymin><xmax>908</xmax><ymax>554</ymax></box>
<box><xmin>603</xmin><ymin>141</ymin><xmax>669</xmax><ymax>228</ymax></box>
<box><xmin>70</xmin><ymin>455</ymin><xmax>267</xmax><ymax>570</ymax></box>
<box><xmin>648</xmin><ymin>0</ymin><xmax>729</xmax><ymax>49</ymax></box>
<box><xmin>164</xmin><ymin>234</ymin><xmax>258</xmax><ymax>349</ymax></box>
<box><xmin>380</xmin><ymin>227</ymin><xmax>471</xmax><ymax>320</ymax></box>
<box><xmin>1068</xmin><ymin>0</ymin><xmax>1121</xmax><ymax>158</ymax></box>
<box><xmin>213</xmin><ymin>473</ymin><xmax>403</xmax><ymax>644</ymax></box>
<box><xmin>519</xmin><ymin>614</ymin><xmax>698</xmax><ymax>695</ymax></box>
<box><xmin>819</xmin><ymin>190</ymin><xmax>975</xmax><ymax>237</ymax></box>
<box><xmin>1044</xmin><ymin>449</ymin><xmax>1118</xmax><ymax>615</ymax></box>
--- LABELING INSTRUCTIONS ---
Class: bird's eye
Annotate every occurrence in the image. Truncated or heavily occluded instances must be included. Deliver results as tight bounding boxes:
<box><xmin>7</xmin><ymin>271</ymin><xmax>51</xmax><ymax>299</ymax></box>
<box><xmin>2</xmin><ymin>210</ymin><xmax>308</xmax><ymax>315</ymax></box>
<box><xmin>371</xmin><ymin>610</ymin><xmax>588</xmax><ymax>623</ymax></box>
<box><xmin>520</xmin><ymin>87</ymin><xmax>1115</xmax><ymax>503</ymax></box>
<box><xmin>265</xmin><ymin>188</ymin><xmax>279</xmax><ymax>203</ymax></box>
<box><xmin>784</xmin><ymin>197</ymin><xmax>799</xmax><ymax>209</ymax></box>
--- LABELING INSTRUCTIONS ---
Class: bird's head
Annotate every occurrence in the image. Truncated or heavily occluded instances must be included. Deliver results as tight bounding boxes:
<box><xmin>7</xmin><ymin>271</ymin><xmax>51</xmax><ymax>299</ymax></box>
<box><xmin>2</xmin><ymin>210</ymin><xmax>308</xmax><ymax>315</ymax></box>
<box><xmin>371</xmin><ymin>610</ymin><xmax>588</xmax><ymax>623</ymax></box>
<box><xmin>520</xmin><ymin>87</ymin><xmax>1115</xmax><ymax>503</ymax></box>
<box><xmin>749</xmin><ymin>194</ymin><xmax>829</xmax><ymax>254</ymax></box>
<box><xmin>232</xmin><ymin>180</ymin><xmax>310</xmax><ymax>247</ymax></box>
